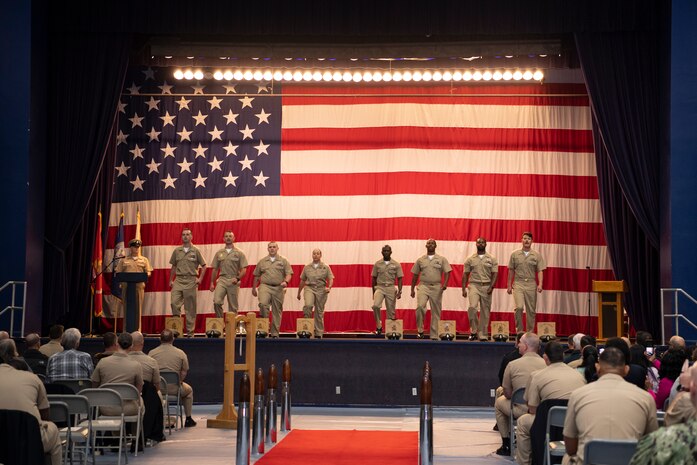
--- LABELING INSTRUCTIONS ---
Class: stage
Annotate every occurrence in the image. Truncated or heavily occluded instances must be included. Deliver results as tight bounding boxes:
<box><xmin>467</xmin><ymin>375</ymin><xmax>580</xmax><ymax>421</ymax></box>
<box><xmin>76</xmin><ymin>336</ymin><xmax>514</xmax><ymax>407</ymax></box>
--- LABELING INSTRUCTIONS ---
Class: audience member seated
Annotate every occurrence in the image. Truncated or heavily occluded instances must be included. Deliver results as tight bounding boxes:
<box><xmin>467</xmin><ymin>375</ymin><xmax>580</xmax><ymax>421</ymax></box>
<box><xmin>0</xmin><ymin>330</ymin><xmax>9</xmax><ymax>340</ymax></box>
<box><xmin>564</xmin><ymin>333</ymin><xmax>581</xmax><ymax>364</ymax></box>
<box><xmin>652</xmin><ymin>348</ymin><xmax>688</xmax><ymax>410</ymax></box>
<box><xmin>22</xmin><ymin>333</ymin><xmax>49</xmax><ymax>376</ymax></box>
<box><xmin>39</xmin><ymin>325</ymin><xmax>64</xmax><ymax>358</ymax></box>
<box><xmin>664</xmin><ymin>368</ymin><xmax>695</xmax><ymax>426</ymax></box>
<box><xmin>567</xmin><ymin>335</ymin><xmax>595</xmax><ymax>369</ymax></box>
<box><xmin>494</xmin><ymin>332</ymin><xmax>547</xmax><ymax>455</ymax></box>
<box><xmin>577</xmin><ymin>345</ymin><xmax>599</xmax><ymax>383</ymax></box>
<box><xmin>93</xmin><ymin>332</ymin><xmax>118</xmax><ymax>365</ymax></box>
<box><xmin>630</xmin><ymin>364</ymin><xmax>697</xmax><ymax>465</ymax></box>
<box><xmin>0</xmin><ymin>339</ymin><xmax>62</xmax><ymax>465</ymax></box>
<box><xmin>562</xmin><ymin>347</ymin><xmax>658</xmax><ymax>465</ymax></box>
<box><xmin>605</xmin><ymin>337</ymin><xmax>647</xmax><ymax>390</ymax></box>
<box><xmin>515</xmin><ymin>340</ymin><xmax>586</xmax><ymax>465</ymax></box>
<box><xmin>149</xmin><ymin>329</ymin><xmax>197</xmax><ymax>427</ymax></box>
<box><xmin>91</xmin><ymin>332</ymin><xmax>143</xmax><ymax>416</ymax></box>
<box><xmin>129</xmin><ymin>331</ymin><xmax>165</xmax><ymax>442</ymax></box>
<box><xmin>46</xmin><ymin>328</ymin><xmax>94</xmax><ymax>382</ymax></box>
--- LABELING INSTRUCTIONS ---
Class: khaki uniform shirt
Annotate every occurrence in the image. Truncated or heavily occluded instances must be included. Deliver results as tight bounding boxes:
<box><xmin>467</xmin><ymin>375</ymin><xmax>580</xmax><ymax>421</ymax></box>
<box><xmin>169</xmin><ymin>246</ymin><xmax>206</xmax><ymax>283</ymax></box>
<box><xmin>129</xmin><ymin>351</ymin><xmax>161</xmax><ymax>387</ymax></box>
<box><xmin>508</xmin><ymin>249</ymin><xmax>547</xmax><ymax>286</ymax></box>
<box><xmin>116</xmin><ymin>254</ymin><xmax>153</xmax><ymax>274</ymax></box>
<box><xmin>253</xmin><ymin>255</ymin><xmax>293</xmax><ymax>285</ymax></box>
<box><xmin>502</xmin><ymin>352</ymin><xmax>548</xmax><ymax>394</ymax></box>
<box><xmin>525</xmin><ymin>362</ymin><xmax>586</xmax><ymax>407</ymax></box>
<box><xmin>0</xmin><ymin>364</ymin><xmax>48</xmax><ymax>421</ymax></box>
<box><xmin>372</xmin><ymin>259</ymin><xmax>404</xmax><ymax>286</ymax></box>
<box><xmin>411</xmin><ymin>254</ymin><xmax>452</xmax><ymax>285</ymax></box>
<box><xmin>211</xmin><ymin>247</ymin><xmax>248</xmax><ymax>278</ymax></box>
<box><xmin>300</xmin><ymin>262</ymin><xmax>334</xmax><ymax>290</ymax></box>
<box><xmin>464</xmin><ymin>252</ymin><xmax>498</xmax><ymax>284</ymax></box>
<box><xmin>563</xmin><ymin>373</ymin><xmax>658</xmax><ymax>464</ymax></box>
<box><xmin>39</xmin><ymin>339</ymin><xmax>64</xmax><ymax>357</ymax></box>
<box><xmin>149</xmin><ymin>343</ymin><xmax>190</xmax><ymax>373</ymax></box>
<box><xmin>91</xmin><ymin>352</ymin><xmax>143</xmax><ymax>388</ymax></box>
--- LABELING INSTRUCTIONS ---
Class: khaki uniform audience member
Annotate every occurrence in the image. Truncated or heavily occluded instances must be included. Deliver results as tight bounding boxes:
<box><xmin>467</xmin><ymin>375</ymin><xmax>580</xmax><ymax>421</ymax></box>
<box><xmin>495</xmin><ymin>332</ymin><xmax>547</xmax><ymax>455</ymax></box>
<box><xmin>91</xmin><ymin>332</ymin><xmax>143</xmax><ymax>416</ymax></box>
<box><xmin>0</xmin><ymin>339</ymin><xmax>62</xmax><ymax>465</ymax></box>
<box><xmin>507</xmin><ymin>232</ymin><xmax>546</xmax><ymax>333</ymax></box>
<box><xmin>462</xmin><ymin>237</ymin><xmax>498</xmax><ymax>341</ymax></box>
<box><xmin>410</xmin><ymin>238</ymin><xmax>452</xmax><ymax>340</ymax></box>
<box><xmin>563</xmin><ymin>347</ymin><xmax>658</xmax><ymax>465</ymax></box>
<box><xmin>116</xmin><ymin>239</ymin><xmax>153</xmax><ymax>318</ymax></box>
<box><xmin>515</xmin><ymin>340</ymin><xmax>587</xmax><ymax>465</ymax></box>
<box><xmin>252</xmin><ymin>242</ymin><xmax>293</xmax><ymax>338</ymax></box>
<box><xmin>149</xmin><ymin>329</ymin><xmax>197</xmax><ymax>427</ymax></box>
<box><xmin>45</xmin><ymin>328</ymin><xmax>93</xmax><ymax>382</ymax></box>
<box><xmin>169</xmin><ymin>228</ymin><xmax>207</xmax><ymax>337</ymax></box>
<box><xmin>129</xmin><ymin>331</ymin><xmax>160</xmax><ymax>388</ymax></box>
<box><xmin>93</xmin><ymin>331</ymin><xmax>118</xmax><ymax>365</ymax></box>
<box><xmin>39</xmin><ymin>324</ymin><xmax>64</xmax><ymax>358</ymax></box>
<box><xmin>297</xmin><ymin>249</ymin><xmax>334</xmax><ymax>338</ymax></box>
<box><xmin>371</xmin><ymin>245</ymin><xmax>403</xmax><ymax>335</ymax></box>
<box><xmin>209</xmin><ymin>231</ymin><xmax>248</xmax><ymax>318</ymax></box>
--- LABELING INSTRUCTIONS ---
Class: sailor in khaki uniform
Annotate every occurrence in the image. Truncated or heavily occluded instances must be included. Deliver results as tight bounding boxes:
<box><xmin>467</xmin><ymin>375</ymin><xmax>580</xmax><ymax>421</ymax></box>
<box><xmin>410</xmin><ymin>238</ymin><xmax>452</xmax><ymax>340</ymax></box>
<box><xmin>91</xmin><ymin>332</ymin><xmax>144</xmax><ymax>416</ymax></box>
<box><xmin>252</xmin><ymin>242</ymin><xmax>293</xmax><ymax>338</ymax></box>
<box><xmin>507</xmin><ymin>232</ymin><xmax>547</xmax><ymax>333</ymax></box>
<box><xmin>495</xmin><ymin>332</ymin><xmax>547</xmax><ymax>455</ymax></box>
<box><xmin>169</xmin><ymin>228</ymin><xmax>207</xmax><ymax>337</ymax></box>
<box><xmin>463</xmin><ymin>237</ymin><xmax>498</xmax><ymax>341</ymax></box>
<box><xmin>209</xmin><ymin>231</ymin><xmax>248</xmax><ymax>318</ymax></box>
<box><xmin>562</xmin><ymin>347</ymin><xmax>658</xmax><ymax>465</ymax></box>
<box><xmin>297</xmin><ymin>249</ymin><xmax>334</xmax><ymax>338</ymax></box>
<box><xmin>116</xmin><ymin>239</ymin><xmax>153</xmax><ymax>326</ymax></box>
<box><xmin>371</xmin><ymin>245</ymin><xmax>404</xmax><ymax>335</ymax></box>
<box><xmin>515</xmin><ymin>340</ymin><xmax>586</xmax><ymax>465</ymax></box>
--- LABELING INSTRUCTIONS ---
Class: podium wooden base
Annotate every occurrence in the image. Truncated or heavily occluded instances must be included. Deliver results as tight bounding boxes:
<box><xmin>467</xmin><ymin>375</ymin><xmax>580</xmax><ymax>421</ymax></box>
<box><xmin>206</xmin><ymin>417</ymin><xmax>237</xmax><ymax>429</ymax></box>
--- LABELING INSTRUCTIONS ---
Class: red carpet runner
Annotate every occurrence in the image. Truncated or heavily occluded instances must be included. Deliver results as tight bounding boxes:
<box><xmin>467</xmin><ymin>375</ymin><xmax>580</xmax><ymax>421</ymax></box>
<box><xmin>254</xmin><ymin>429</ymin><xmax>418</xmax><ymax>465</ymax></box>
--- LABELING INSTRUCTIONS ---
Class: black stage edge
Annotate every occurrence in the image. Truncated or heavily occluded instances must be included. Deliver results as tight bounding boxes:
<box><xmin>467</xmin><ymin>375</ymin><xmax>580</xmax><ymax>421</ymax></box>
<box><xmin>76</xmin><ymin>337</ymin><xmax>512</xmax><ymax>407</ymax></box>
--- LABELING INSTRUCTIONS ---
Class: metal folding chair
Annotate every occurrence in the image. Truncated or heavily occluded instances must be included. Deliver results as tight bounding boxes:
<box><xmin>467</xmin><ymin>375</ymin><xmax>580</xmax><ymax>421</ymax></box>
<box><xmin>47</xmin><ymin>394</ymin><xmax>92</xmax><ymax>465</ymax></box>
<box><xmin>101</xmin><ymin>383</ymin><xmax>145</xmax><ymax>456</ymax></box>
<box><xmin>160</xmin><ymin>370</ymin><xmax>183</xmax><ymax>430</ymax></box>
<box><xmin>48</xmin><ymin>401</ymin><xmax>71</xmax><ymax>465</ymax></box>
<box><xmin>544</xmin><ymin>406</ymin><xmax>567</xmax><ymax>465</ymax></box>
<box><xmin>509</xmin><ymin>387</ymin><xmax>526</xmax><ymax>457</ymax></box>
<box><xmin>80</xmin><ymin>388</ymin><xmax>127</xmax><ymax>465</ymax></box>
<box><xmin>583</xmin><ymin>438</ymin><xmax>638</xmax><ymax>465</ymax></box>
<box><xmin>159</xmin><ymin>376</ymin><xmax>173</xmax><ymax>435</ymax></box>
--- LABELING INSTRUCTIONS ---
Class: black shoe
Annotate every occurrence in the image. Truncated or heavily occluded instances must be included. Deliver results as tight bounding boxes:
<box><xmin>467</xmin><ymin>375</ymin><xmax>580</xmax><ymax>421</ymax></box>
<box><xmin>469</xmin><ymin>333</ymin><xmax>477</xmax><ymax>341</ymax></box>
<box><xmin>495</xmin><ymin>445</ymin><xmax>511</xmax><ymax>456</ymax></box>
<box><xmin>375</xmin><ymin>327</ymin><xmax>383</xmax><ymax>336</ymax></box>
<box><xmin>493</xmin><ymin>423</ymin><xmax>499</xmax><ymax>431</ymax></box>
<box><xmin>417</xmin><ymin>332</ymin><xmax>425</xmax><ymax>339</ymax></box>
<box><xmin>185</xmin><ymin>417</ymin><xmax>197</xmax><ymax>427</ymax></box>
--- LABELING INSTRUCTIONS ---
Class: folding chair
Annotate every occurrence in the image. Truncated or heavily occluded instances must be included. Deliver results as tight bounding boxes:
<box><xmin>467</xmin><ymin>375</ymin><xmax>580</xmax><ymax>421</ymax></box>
<box><xmin>583</xmin><ymin>438</ymin><xmax>638</xmax><ymax>465</ymax></box>
<box><xmin>509</xmin><ymin>387</ymin><xmax>526</xmax><ymax>457</ymax></box>
<box><xmin>159</xmin><ymin>376</ymin><xmax>173</xmax><ymax>435</ymax></box>
<box><xmin>160</xmin><ymin>370</ymin><xmax>183</xmax><ymax>430</ymax></box>
<box><xmin>101</xmin><ymin>383</ymin><xmax>145</xmax><ymax>456</ymax></box>
<box><xmin>544</xmin><ymin>406</ymin><xmax>567</xmax><ymax>465</ymax></box>
<box><xmin>0</xmin><ymin>409</ymin><xmax>45</xmax><ymax>465</ymax></box>
<box><xmin>55</xmin><ymin>379</ymin><xmax>93</xmax><ymax>394</ymax></box>
<box><xmin>48</xmin><ymin>401</ymin><xmax>71</xmax><ymax>465</ymax></box>
<box><xmin>80</xmin><ymin>388</ymin><xmax>127</xmax><ymax>465</ymax></box>
<box><xmin>48</xmin><ymin>394</ymin><xmax>92</xmax><ymax>465</ymax></box>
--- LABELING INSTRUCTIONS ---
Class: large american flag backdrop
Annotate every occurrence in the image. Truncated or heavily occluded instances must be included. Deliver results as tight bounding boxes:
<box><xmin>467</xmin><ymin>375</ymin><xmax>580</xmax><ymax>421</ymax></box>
<box><xmin>105</xmin><ymin>66</ymin><xmax>613</xmax><ymax>336</ymax></box>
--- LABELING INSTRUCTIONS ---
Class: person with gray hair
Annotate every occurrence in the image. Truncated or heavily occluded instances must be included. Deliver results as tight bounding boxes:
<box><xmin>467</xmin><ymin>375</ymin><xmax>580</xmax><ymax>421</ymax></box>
<box><xmin>0</xmin><ymin>339</ymin><xmax>63</xmax><ymax>465</ymax></box>
<box><xmin>45</xmin><ymin>328</ymin><xmax>93</xmax><ymax>382</ymax></box>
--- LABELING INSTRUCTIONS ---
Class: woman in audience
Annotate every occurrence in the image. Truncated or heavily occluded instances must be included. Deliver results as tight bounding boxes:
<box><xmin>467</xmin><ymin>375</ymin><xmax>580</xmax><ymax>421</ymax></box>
<box><xmin>577</xmin><ymin>345</ymin><xmax>599</xmax><ymax>383</ymax></box>
<box><xmin>653</xmin><ymin>348</ymin><xmax>689</xmax><ymax>410</ymax></box>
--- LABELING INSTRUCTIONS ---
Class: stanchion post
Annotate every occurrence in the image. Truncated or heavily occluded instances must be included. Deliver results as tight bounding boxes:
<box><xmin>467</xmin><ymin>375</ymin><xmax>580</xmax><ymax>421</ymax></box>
<box><xmin>419</xmin><ymin>361</ymin><xmax>433</xmax><ymax>465</ymax></box>
<box><xmin>281</xmin><ymin>359</ymin><xmax>292</xmax><ymax>432</ymax></box>
<box><xmin>266</xmin><ymin>364</ymin><xmax>278</xmax><ymax>445</ymax></box>
<box><xmin>252</xmin><ymin>368</ymin><xmax>266</xmax><ymax>457</ymax></box>
<box><xmin>236</xmin><ymin>373</ymin><xmax>251</xmax><ymax>465</ymax></box>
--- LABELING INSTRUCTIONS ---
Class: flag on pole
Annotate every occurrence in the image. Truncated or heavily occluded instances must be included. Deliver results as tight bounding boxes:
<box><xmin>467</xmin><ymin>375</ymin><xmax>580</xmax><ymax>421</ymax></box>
<box><xmin>91</xmin><ymin>210</ymin><xmax>104</xmax><ymax>317</ymax></box>
<box><xmin>135</xmin><ymin>207</ymin><xmax>141</xmax><ymax>242</ymax></box>
<box><xmin>111</xmin><ymin>211</ymin><xmax>125</xmax><ymax>299</ymax></box>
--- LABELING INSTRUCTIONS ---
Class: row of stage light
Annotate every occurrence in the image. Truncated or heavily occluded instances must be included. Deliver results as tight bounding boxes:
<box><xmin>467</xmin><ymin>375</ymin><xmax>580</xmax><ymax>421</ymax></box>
<box><xmin>172</xmin><ymin>68</ymin><xmax>544</xmax><ymax>83</ymax></box>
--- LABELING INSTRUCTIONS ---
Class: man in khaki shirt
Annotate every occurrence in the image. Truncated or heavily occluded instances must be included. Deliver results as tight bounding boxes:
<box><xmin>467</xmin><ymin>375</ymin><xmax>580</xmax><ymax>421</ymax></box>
<box><xmin>209</xmin><ymin>231</ymin><xmax>248</xmax><ymax>318</ymax></box>
<box><xmin>0</xmin><ymin>339</ymin><xmax>62</xmax><ymax>465</ymax></box>
<box><xmin>463</xmin><ymin>237</ymin><xmax>498</xmax><ymax>341</ymax></box>
<box><xmin>410</xmin><ymin>239</ymin><xmax>452</xmax><ymax>340</ymax></box>
<box><xmin>252</xmin><ymin>242</ymin><xmax>293</xmax><ymax>338</ymax></box>
<box><xmin>169</xmin><ymin>228</ymin><xmax>207</xmax><ymax>337</ymax></box>
<box><xmin>116</xmin><ymin>239</ymin><xmax>153</xmax><ymax>325</ymax></box>
<box><xmin>371</xmin><ymin>245</ymin><xmax>403</xmax><ymax>335</ymax></box>
<box><xmin>297</xmin><ymin>249</ymin><xmax>334</xmax><ymax>338</ymax></box>
<box><xmin>495</xmin><ymin>332</ymin><xmax>547</xmax><ymax>455</ymax></box>
<box><xmin>507</xmin><ymin>232</ymin><xmax>547</xmax><ymax>333</ymax></box>
<box><xmin>562</xmin><ymin>347</ymin><xmax>658</xmax><ymax>465</ymax></box>
<box><xmin>39</xmin><ymin>324</ymin><xmax>64</xmax><ymax>357</ymax></box>
<box><xmin>129</xmin><ymin>331</ymin><xmax>160</xmax><ymax>388</ymax></box>
<box><xmin>515</xmin><ymin>340</ymin><xmax>586</xmax><ymax>465</ymax></box>
<box><xmin>149</xmin><ymin>329</ymin><xmax>197</xmax><ymax>427</ymax></box>
<box><xmin>91</xmin><ymin>332</ymin><xmax>144</xmax><ymax>416</ymax></box>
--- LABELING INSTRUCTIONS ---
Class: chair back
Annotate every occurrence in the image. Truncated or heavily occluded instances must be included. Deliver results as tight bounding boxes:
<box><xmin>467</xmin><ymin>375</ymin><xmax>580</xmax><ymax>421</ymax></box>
<box><xmin>80</xmin><ymin>388</ymin><xmax>123</xmax><ymax>414</ymax></box>
<box><xmin>47</xmin><ymin>394</ymin><xmax>91</xmax><ymax>418</ymax></box>
<box><xmin>583</xmin><ymin>439</ymin><xmax>638</xmax><ymax>465</ymax></box>
<box><xmin>0</xmin><ymin>409</ymin><xmax>45</xmax><ymax>465</ymax></box>
<box><xmin>509</xmin><ymin>387</ymin><xmax>526</xmax><ymax>457</ymax></box>
<box><xmin>548</xmin><ymin>406</ymin><xmax>567</xmax><ymax>429</ymax></box>
<box><xmin>101</xmin><ymin>383</ymin><xmax>140</xmax><ymax>402</ymax></box>
<box><xmin>48</xmin><ymin>400</ymin><xmax>70</xmax><ymax>424</ymax></box>
<box><xmin>160</xmin><ymin>370</ymin><xmax>180</xmax><ymax>386</ymax></box>
<box><xmin>512</xmin><ymin>387</ymin><xmax>527</xmax><ymax>405</ymax></box>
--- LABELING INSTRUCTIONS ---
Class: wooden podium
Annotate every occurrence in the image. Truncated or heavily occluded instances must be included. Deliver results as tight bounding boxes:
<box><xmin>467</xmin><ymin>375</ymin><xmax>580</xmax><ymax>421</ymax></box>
<box><xmin>592</xmin><ymin>280</ymin><xmax>627</xmax><ymax>339</ymax></box>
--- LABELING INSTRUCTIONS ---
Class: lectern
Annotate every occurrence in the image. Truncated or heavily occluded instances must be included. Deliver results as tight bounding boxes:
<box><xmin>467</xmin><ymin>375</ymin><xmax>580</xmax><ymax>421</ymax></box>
<box><xmin>118</xmin><ymin>272</ymin><xmax>148</xmax><ymax>332</ymax></box>
<box><xmin>592</xmin><ymin>280</ymin><xmax>627</xmax><ymax>339</ymax></box>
